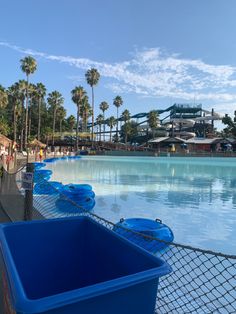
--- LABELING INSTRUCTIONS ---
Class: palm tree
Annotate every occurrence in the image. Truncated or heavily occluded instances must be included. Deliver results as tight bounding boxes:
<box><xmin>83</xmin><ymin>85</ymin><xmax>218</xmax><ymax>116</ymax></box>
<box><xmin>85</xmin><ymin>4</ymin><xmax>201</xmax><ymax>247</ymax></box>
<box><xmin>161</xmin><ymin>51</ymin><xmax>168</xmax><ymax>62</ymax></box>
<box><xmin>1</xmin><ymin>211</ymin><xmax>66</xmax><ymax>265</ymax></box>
<box><xmin>99</xmin><ymin>101</ymin><xmax>109</xmax><ymax>141</ymax></box>
<box><xmin>85</xmin><ymin>68</ymin><xmax>100</xmax><ymax>143</ymax></box>
<box><xmin>18</xmin><ymin>80</ymin><xmax>27</xmax><ymax>150</ymax></box>
<box><xmin>47</xmin><ymin>91</ymin><xmax>64</xmax><ymax>146</ymax></box>
<box><xmin>113</xmin><ymin>95</ymin><xmax>123</xmax><ymax>140</ymax></box>
<box><xmin>57</xmin><ymin>106</ymin><xmax>67</xmax><ymax>136</ymax></box>
<box><xmin>34</xmin><ymin>83</ymin><xmax>46</xmax><ymax>141</ymax></box>
<box><xmin>148</xmin><ymin>110</ymin><xmax>159</xmax><ymax>139</ymax></box>
<box><xmin>43</xmin><ymin>127</ymin><xmax>53</xmax><ymax>147</ymax></box>
<box><xmin>0</xmin><ymin>85</ymin><xmax>8</xmax><ymax>111</ymax></box>
<box><xmin>0</xmin><ymin>118</ymin><xmax>10</xmax><ymax>136</ymax></box>
<box><xmin>121</xmin><ymin>109</ymin><xmax>131</xmax><ymax>144</ymax></box>
<box><xmin>80</xmin><ymin>96</ymin><xmax>92</xmax><ymax>132</ymax></box>
<box><xmin>96</xmin><ymin>114</ymin><xmax>104</xmax><ymax>141</ymax></box>
<box><xmin>8</xmin><ymin>83</ymin><xmax>22</xmax><ymax>143</ymax></box>
<box><xmin>20</xmin><ymin>56</ymin><xmax>37</xmax><ymax>148</ymax></box>
<box><xmin>28</xmin><ymin>83</ymin><xmax>37</xmax><ymax>138</ymax></box>
<box><xmin>107</xmin><ymin>116</ymin><xmax>116</xmax><ymax>142</ymax></box>
<box><xmin>71</xmin><ymin>86</ymin><xmax>86</xmax><ymax>151</ymax></box>
<box><xmin>67</xmin><ymin>115</ymin><xmax>76</xmax><ymax>133</ymax></box>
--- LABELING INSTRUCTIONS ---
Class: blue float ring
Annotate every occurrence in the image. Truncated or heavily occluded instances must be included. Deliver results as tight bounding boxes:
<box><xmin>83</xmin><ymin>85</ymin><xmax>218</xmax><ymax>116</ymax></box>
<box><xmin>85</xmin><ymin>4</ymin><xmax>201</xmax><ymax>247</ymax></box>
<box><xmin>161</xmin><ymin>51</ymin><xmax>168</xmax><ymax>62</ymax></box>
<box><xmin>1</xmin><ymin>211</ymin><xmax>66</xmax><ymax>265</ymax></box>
<box><xmin>62</xmin><ymin>184</ymin><xmax>92</xmax><ymax>196</ymax></box>
<box><xmin>114</xmin><ymin>218</ymin><xmax>174</xmax><ymax>253</ymax></box>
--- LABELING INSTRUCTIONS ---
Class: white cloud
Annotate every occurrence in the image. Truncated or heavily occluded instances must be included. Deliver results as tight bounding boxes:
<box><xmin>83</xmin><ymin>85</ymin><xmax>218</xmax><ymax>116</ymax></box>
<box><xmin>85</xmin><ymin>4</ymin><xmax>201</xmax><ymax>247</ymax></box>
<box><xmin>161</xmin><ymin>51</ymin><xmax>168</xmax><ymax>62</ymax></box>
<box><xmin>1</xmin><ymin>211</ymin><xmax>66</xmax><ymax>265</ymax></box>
<box><xmin>1</xmin><ymin>41</ymin><xmax>236</xmax><ymax>105</ymax></box>
<box><xmin>206</xmin><ymin>102</ymin><xmax>236</xmax><ymax>117</ymax></box>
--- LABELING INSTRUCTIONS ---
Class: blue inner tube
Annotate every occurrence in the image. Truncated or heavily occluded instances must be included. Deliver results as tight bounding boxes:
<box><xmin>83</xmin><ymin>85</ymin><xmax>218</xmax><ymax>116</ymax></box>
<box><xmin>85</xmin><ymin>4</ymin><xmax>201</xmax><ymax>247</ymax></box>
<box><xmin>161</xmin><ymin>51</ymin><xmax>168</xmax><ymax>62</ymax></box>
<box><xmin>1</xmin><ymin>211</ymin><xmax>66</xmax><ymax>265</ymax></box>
<box><xmin>34</xmin><ymin>181</ymin><xmax>63</xmax><ymax>195</ymax></box>
<box><xmin>44</xmin><ymin>156</ymin><xmax>81</xmax><ymax>162</ymax></box>
<box><xmin>114</xmin><ymin>218</ymin><xmax>174</xmax><ymax>253</ymax></box>
<box><xmin>62</xmin><ymin>184</ymin><xmax>92</xmax><ymax>196</ymax></box>
<box><xmin>34</xmin><ymin>169</ymin><xmax>53</xmax><ymax>182</ymax></box>
<box><xmin>67</xmin><ymin>156</ymin><xmax>81</xmax><ymax>160</ymax></box>
<box><xmin>56</xmin><ymin>197</ymin><xmax>95</xmax><ymax>213</ymax></box>
<box><xmin>63</xmin><ymin>190</ymin><xmax>95</xmax><ymax>200</ymax></box>
<box><xmin>35</xmin><ymin>169</ymin><xmax>53</xmax><ymax>176</ymax></box>
<box><xmin>55</xmin><ymin>199</ymin><xmax>84</xmax><ymax>214</ymax></box>
<box><xmin>44</xmin><ymin>158</ymin><xmax>57</xmax><ymax>163</ymax></box>
<box><xmin>62</xmin><ymin>195</ymin><xmax>95</xmax><ymax>210</ymax></box>
<box><xmin>33</xmin><ymin>162</ymin><xmax>46</xmax><ymax>169</ymax></box>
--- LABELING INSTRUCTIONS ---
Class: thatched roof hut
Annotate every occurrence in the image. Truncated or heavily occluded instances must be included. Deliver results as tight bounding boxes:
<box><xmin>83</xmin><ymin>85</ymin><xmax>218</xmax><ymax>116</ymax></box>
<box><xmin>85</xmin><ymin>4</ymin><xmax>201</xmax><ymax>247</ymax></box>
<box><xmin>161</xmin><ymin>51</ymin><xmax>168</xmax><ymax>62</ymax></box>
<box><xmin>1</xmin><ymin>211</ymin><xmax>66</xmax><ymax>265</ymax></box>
<box><xmin>29</xmin><ymin>139</ymin><xmax>46</xmax><ymax>148</ymax></box>
<box><xmin>0</xmin><ymin>134</ymin><xmax>12</xmax><ymax>148</ymax></box>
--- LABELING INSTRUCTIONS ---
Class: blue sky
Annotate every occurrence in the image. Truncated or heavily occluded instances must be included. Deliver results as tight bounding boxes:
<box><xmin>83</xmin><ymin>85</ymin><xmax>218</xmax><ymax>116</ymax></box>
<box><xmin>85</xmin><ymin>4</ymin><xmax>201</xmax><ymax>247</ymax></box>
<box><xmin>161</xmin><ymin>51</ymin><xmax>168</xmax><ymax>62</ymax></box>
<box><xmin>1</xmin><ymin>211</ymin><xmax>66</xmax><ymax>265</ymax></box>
<box><xmin>1</xmin><ymin>0</ymin><xmax>236</xmax><ymax>124</ymax></box>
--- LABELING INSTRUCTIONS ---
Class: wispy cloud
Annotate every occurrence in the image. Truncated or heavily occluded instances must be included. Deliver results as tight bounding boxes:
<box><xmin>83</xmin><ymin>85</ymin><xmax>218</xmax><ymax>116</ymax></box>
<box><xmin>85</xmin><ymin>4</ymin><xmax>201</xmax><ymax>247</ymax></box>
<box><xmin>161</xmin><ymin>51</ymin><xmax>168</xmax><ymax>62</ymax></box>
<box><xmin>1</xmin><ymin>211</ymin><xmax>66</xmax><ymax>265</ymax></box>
<box><xmin>1</xmin><ymin>41</ymin><xmax>236</xmax><ymax>103</ymax></box>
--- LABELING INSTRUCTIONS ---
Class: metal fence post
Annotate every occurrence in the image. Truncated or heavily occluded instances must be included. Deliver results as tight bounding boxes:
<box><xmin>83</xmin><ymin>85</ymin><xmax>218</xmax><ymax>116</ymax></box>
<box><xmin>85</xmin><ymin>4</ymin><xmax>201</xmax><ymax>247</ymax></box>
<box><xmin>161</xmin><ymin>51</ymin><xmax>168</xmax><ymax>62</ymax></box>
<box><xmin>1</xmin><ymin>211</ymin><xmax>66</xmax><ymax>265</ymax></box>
<box><xmin>24</xmin><ymin>163</ymin><xmax>34</xmax><ymax>221</ymax></box>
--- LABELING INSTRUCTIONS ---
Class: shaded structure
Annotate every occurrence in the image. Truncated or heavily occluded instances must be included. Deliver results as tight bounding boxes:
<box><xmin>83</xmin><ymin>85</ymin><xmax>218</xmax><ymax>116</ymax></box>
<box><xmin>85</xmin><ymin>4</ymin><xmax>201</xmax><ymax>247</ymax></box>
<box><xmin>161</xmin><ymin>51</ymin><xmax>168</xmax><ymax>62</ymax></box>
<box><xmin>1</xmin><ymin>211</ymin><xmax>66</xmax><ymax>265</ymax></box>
<box><xmin>148</xmin><ymin>137</ymin><xmax>186</xmax><ymax>152</ymax></box>
<box><xmin>0</xmin><ymin>134</ymin><xmax>12</xmax><ymax>155</ymax></box>
<box><xmin>186</xmin><ymin>137</ymin><xmax>234</xmax><ymax>152</ymax></box>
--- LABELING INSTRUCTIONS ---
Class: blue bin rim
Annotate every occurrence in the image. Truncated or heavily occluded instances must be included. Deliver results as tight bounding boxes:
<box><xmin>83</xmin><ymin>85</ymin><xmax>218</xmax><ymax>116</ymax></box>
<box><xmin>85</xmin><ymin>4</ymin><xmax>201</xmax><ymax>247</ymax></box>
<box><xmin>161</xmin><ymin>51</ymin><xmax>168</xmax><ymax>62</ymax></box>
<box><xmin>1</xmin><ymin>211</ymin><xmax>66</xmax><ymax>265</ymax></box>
<box><xmin>0</xmin><ymin>216</ymin><xmax>172</xmax><ymax>313</ymax></box>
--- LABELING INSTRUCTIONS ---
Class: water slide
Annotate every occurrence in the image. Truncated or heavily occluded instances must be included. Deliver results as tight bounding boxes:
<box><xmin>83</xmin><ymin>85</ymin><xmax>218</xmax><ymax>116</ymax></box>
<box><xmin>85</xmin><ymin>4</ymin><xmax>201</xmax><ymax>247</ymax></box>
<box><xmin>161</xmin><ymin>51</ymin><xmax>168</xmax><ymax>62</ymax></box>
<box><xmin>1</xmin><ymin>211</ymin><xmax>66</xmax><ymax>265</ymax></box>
<box><xmin>91</xmin><ymin>105</ymin><xmax>222</xmax><ymax>128</ymax></box>
<box><xmin>170</xmin><ymin>118</ymin><xmax>195</xmax><ymax>127</ymax></box>
<box><xmin>91</xmin><ymin>105</ymin><xmax>176</xmax><ymax>127</ymax></box>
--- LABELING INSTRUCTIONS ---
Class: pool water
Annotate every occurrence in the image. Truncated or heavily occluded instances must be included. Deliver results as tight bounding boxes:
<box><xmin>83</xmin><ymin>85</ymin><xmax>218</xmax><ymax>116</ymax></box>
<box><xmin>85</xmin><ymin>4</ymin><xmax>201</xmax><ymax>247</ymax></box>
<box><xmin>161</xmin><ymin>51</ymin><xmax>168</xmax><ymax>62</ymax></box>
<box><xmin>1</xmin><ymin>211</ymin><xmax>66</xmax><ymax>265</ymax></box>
<box><xmin>47</xmin><ymin>156</ymin><xmax>236</xmax><ymax>254</ymax></box>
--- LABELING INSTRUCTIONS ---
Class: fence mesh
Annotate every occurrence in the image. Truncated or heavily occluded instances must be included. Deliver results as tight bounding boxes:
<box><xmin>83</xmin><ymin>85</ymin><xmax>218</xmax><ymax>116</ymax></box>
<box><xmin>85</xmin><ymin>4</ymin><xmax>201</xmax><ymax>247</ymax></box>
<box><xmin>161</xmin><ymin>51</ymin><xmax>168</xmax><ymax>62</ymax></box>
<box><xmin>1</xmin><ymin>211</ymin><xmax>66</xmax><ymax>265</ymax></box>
<box><xmin>0</xmin><ymin>163</ymin><xmax>236</xmax><ymax>313</ymax></box>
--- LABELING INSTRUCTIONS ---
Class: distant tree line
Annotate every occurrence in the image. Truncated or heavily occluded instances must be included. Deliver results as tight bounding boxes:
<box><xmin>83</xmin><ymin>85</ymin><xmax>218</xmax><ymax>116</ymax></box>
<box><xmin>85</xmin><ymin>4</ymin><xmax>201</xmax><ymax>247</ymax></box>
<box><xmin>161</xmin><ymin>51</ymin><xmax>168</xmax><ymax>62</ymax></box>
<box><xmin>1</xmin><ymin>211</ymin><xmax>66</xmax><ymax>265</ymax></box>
<box><xmin>0</xmin><ymin>55</ymin><xmax>163</xmax><ymax>149</ymax></box>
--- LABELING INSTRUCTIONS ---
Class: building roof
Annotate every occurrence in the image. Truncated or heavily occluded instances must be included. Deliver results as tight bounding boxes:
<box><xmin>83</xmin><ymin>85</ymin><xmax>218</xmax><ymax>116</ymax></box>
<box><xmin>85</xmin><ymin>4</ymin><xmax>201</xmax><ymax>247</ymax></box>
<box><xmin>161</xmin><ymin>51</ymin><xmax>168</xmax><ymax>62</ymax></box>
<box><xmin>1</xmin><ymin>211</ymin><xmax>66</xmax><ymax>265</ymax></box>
<box><xmin>0</xmin><ymin>134</ymin><xmax>12</xmax><ymax>147</ymax></box>
<box><xmin>149</xmin><ymin>137</ymin><xmax>186</xmax><ymax>143</ymax></box>
<box><xmin>29</xmin><ymin>139</ymin><xmax>46</xmax><ymax>148</ymax></box>
<box><xmin>225</xmin><ymin>138</ymin><xmax>236</xmax><ymax>144</ymax></box>
<box><xmin>186</xmin><ymin>137</ymin><xmax>221</xmax><ymax>144</ymax></box>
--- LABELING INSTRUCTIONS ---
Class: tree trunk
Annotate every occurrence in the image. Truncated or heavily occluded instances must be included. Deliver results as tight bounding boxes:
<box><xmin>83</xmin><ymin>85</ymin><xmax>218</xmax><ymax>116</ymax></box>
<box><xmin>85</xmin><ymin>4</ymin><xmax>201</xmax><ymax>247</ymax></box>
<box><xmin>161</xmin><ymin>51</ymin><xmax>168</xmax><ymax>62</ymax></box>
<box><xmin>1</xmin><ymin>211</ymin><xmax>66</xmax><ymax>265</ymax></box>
<box><xmin>110</xmin><ymin>128</ymin><xmax>112</xmax><ymax>141</ymax></box>
<box><xmin>85</xmin><ymin>112</ymin><xmax>87</xmax><ymax>132</ymax></box>
<box><xmin>103</xmin><ymin>112</ymin><xmax>105</xmax><ymax>141</ymax></box>
<box><xmin>99</xmin><ymin>125</ymin><xmax>102</xmax><ymax>141</ymax></box>
<box><xmin>60</xmin><ymin>119</ymin><xmax>62</xmax><ymax>135</ymax></box>
<box><xmin>20</xmin><ymin>99</ymin><xmax>24</xmax><ymax>151</ymax></box>
<box><xmin>116</xmin><ymin>107</ymin><xmax>119</xmax><ymax>139</ymax></box>
<box><xmin>13</xmin><ymin>106</ymin><xmax>17</xmax><ymax>143</ymax></box>
<box><xmin>91</xmin><ymin>86</ymin><xmax>94</xmax><ymax>145</ymax></box>
<box><xmin>38</xmin><ymin>96</ymin><xmax>41</xmax><ymax>140</ymax></box>
<box><xmin>24</xmin><ymin>75</ymin><xmax>29</xmax><ymax>149</ymax></box>
<box><xmin>52</xmin><ymin>108</ymin><xmax>56</xmax><ymax>146</ymax></box>
<box><xmin>28</xmin><ymin>108</ymin><xmax>31</xmax><ymax>138</ymax></box>
<box><xmin>76</xmin><ymin>104</ymin><xmax>79</xmax><ymax>151</ymax></box>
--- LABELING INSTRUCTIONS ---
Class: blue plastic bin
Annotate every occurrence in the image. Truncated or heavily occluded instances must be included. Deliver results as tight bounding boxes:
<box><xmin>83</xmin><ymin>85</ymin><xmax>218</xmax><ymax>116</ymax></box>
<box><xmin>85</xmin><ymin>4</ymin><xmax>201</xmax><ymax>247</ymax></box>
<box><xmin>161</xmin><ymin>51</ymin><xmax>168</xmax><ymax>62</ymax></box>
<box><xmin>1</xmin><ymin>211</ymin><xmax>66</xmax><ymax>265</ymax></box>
<box><xmin>0</xmin><ymin>217</ymin><xmax>171</xmax><ymax>314</ymax></box>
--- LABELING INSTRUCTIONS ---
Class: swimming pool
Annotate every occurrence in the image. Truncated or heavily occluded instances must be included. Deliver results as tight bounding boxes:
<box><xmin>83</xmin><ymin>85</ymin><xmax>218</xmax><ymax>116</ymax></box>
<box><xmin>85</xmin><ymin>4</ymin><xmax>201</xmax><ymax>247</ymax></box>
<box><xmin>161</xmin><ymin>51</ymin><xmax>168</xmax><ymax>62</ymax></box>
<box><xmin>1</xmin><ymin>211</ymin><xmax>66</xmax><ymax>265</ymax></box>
<box><xmin>46</xmin><ymin>156</ymin><xmax>236</xmax><ymax>254</ymax></box>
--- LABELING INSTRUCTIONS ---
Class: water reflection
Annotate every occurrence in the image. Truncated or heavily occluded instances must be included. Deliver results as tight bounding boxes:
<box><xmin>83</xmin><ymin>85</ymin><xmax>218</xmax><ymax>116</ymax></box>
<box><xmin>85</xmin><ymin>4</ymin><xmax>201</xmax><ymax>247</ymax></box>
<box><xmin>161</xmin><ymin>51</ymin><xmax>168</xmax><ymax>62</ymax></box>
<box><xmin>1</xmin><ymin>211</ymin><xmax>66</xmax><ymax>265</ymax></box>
<box><xmin>47</xmin><ymin>157</ymin><xmax>236</xmax><ymax>254</ymax></box>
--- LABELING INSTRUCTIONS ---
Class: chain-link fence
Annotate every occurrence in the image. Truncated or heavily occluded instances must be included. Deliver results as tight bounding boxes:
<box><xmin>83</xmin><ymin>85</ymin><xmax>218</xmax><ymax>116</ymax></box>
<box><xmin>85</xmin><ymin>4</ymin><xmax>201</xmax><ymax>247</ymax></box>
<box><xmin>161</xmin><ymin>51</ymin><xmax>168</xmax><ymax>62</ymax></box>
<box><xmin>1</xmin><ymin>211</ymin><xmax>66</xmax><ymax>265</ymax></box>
<box><xmin>0</xmin><ymin>164</ymin><xmax>236</xmax><ymax>313</ymax></box>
